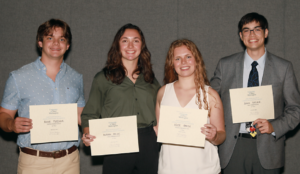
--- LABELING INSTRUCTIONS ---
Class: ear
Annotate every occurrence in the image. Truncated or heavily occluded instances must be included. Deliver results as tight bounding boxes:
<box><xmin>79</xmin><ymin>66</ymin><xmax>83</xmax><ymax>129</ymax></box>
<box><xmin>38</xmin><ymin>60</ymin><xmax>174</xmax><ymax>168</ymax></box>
<box><xmin>67</xmin><ymin>44</ymin><xmax>70</xmax><ymax>50</ymax></box>
<box><xmin>264</xmin><ymin>28</ymin><xmax>269</xmax><ymax>38</ymax></box>
<box><xmin>239</xmin><ymin>32</ymin><xmax>243</xmax><ymax>41</ymax></box>
<box><xmin>38</xmin><ymin>41</ymin><xmax>43</xmax><ymax>48</ymax></box>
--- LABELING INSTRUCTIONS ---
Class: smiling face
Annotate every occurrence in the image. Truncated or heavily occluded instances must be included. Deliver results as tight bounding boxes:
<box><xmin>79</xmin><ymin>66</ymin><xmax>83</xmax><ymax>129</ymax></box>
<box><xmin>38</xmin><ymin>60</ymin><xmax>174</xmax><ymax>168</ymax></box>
<box><xmin>173</xmin><ymin>45</ymin><xmax>196</xmax><ymax>79</ymax></box>
<box><xmin>38</xmin><ymin>27</ymin><xmax>69</xmax><ymax>61</ymax></box>
<box><xmin>239</xmin><ymin>21</ymin><xmax>268</xmax><ymax>52</ymax></box>
<box><xmin>119</xmin><ymin>29</ymin><xmax>142</xmax><ymax>62</ymax></box>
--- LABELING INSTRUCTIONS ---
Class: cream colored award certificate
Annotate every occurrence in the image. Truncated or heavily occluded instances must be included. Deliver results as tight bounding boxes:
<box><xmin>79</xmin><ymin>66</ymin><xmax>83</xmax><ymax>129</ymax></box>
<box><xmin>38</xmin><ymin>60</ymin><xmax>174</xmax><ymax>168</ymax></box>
<box><xmin>157</xmin><ymin>105</ymin><xmax>208</xmax><ymax>147</ymax></box>
<box><xmin>30</xmin><ymin>103</ymin><xmax>78</xmax><ymax>144</ymax></box>
<box><xmin>230</xmin><ymin>85</ymin><xmax>274</xmax><ymax>123</ymax></box>
<box><xmin>89</xmin><ymin>116</ymin><xmax>139</xmax><ymax>156</ymax></box>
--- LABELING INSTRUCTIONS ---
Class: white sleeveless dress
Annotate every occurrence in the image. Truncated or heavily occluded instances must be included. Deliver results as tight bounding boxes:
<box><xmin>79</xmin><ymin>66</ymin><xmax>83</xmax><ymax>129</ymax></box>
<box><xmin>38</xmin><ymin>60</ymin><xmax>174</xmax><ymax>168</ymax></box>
<box><xmin>158</xmin><ymin>82</ymin><xmax>221</xmax><ymax>174</ymax></box>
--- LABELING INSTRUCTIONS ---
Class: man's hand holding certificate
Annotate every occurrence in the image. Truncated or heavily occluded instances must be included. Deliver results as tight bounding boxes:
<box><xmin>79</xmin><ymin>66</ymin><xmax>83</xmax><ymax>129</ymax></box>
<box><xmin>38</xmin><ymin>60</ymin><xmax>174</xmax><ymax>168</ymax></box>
<box><xmin>230</xmin><ymin>85</ymin><xmax>274</xmax><ymax>123</ymax></box>
<box><xmin>157</xmin><ymin>105</ymin><xmax>208</xmax><ymax>147</ymax></box>
<box><xmin>30</xmin><ymin>103</ymin><xmax>78</xmax><ymax>144</ymax></box>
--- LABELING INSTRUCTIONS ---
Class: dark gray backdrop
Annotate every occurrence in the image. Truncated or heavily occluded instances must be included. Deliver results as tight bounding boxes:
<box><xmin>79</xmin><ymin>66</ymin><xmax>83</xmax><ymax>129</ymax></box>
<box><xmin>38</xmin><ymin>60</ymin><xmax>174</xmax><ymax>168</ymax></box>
<box><xmin>1</xmin><ymin>0</ymin><xmax>299</xmax><ymax>173</ymax></box>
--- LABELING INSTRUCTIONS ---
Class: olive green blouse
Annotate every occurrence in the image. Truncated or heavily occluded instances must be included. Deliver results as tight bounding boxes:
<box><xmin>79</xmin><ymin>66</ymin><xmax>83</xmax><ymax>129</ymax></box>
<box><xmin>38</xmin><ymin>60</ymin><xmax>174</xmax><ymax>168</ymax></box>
<box><xmin>81</xmin><ymin>71</ymin><xmax>161</xmax><ymax>129</ymax></box>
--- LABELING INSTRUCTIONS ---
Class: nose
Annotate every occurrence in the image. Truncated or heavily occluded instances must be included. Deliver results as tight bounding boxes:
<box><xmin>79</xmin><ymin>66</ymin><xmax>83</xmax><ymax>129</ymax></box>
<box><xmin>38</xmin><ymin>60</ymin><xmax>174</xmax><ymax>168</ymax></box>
<box><xmin>53</xmin><ymin>38</ymin><xmax>59</xmax><ymax>45</ymax></box>
<box><xmin>128</xmin><ymin>41</ymin><xmax>133</xmax><ymax>48</ymax></box>
<box><xmin>181</xmin><ymin>57</ymin><xmax>187</xmax><ymax>64</ymax></box>
<box><xmin>250</xmin><ymin>29</ymin><xmax>255</xmax><ymax>36</ymax></box>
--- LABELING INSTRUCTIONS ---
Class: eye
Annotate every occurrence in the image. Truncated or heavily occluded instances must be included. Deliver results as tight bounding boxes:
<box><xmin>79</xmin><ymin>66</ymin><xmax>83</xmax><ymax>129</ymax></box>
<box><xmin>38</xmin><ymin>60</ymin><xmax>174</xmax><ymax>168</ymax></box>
<box><xmin>60</xmin><ymin>38</ymin><xmax>65</xmax><ymax>42</ymax></box>
<box><xmin>175</xmin><ymin>57</ymin><xmax>180</xmax><ymax>61</ymax></box>
<box><xmin>187</xmin><ymin>56</ymin><xmax>192</xmax><ymax>59</ymax></box>
<box><xmin>121</xmin><ymin>40</ymin><xmax>127</xmax><ymax>43</ymax></box>
<box><xmin>255</xmin><ymin>28</ymin><xmax>261</xmax><ymax>32</ymax></box>
<box><xmin>47</xmin><ymin>37</ymin><xmax>52</xmax><ymax>40</ymax></box>
<box><xmin>134</xmin><ymin>40</ymin><xmax>140</xmax><ymax>43</ymax></box>
<box><xmin>243</xmin><ymin>29</ymin><xmax>249</xmax><ymax>33</ymax></box>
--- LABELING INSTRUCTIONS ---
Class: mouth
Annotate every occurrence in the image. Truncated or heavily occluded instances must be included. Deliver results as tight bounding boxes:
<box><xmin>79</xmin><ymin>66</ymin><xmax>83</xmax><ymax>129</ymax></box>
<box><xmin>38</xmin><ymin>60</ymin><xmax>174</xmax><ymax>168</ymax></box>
<box><xmin>126</xmin><ymin>51</ymin><xmax>135</xmax><ymax>54</ymax></box>
<box><xmin>180</xmin><ymin>66</ymin><xmax>190</xmax><ymax>70</ymax></box>
<box><xmin>50</xmin><ymin>48</ymin><xmax>61</xmax><ymax>51</ymax></box>
<box><xmin>249</xmin><ymin>39</ymin><xmax>258</xmax><ymax>43</ymax></box>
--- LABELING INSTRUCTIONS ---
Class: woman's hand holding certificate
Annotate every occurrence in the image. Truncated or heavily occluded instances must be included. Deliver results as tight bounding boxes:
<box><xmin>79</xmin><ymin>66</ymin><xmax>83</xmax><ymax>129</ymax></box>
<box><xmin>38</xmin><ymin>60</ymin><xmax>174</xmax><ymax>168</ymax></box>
<box><xmin>81</xmin><ymin>130</ymin><xmax>96</xmax><ymax>147</ymax></box>
<box><xmin>157</xmin><ymin>105</ymin><xmax>208</xmax><ymax>147</ymax></box>
<box><xmin>201</xmin><ymin>124</ymin><xmax>217</xmax><ymax>142</ymax></box>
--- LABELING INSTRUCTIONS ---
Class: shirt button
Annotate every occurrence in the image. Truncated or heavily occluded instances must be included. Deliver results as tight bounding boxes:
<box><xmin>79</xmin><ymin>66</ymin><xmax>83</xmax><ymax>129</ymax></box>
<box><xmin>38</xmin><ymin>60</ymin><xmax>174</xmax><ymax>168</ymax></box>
<box><xmin>135</xmin><ymin>98</ymin><xmax>137</xmax><ymax>101</ymax></box>
<box><xmin>137</xmin><ymin>112</ymin><xmax>139</xmax><ymax>115</ymax></box>
<box><xmin>234</xmin><ymin>135</ymin><xmax>237</xmax><ymax>139</ymax></box>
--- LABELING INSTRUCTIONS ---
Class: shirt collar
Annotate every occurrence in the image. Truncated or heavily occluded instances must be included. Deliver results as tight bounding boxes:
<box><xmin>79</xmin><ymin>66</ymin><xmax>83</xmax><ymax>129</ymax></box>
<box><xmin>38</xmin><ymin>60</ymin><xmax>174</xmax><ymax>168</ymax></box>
<box><xmin>34</xmin><ymin>57</ymin><xmax>65</xmax><ymax>72</ymax></box>
<box><xmin>244</xmin><ymin>48</ymin><xmax>266</xmax><ymax>68</ymax></box>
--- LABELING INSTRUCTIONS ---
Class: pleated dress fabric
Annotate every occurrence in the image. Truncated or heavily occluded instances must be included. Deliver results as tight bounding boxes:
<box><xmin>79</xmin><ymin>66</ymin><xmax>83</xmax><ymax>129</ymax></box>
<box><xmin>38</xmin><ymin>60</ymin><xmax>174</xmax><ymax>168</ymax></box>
<box><xmin>158</xmin><ymin>82</ymin><xmax>221</xmax><ymax>174</ymax></box>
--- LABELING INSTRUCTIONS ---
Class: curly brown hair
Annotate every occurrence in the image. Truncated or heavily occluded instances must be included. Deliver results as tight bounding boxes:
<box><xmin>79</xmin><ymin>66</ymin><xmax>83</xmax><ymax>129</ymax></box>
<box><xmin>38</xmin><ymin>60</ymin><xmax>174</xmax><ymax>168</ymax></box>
<box><xmin>103</xmin><ymin>23</ymin><xmax>154</xmax><ymax>84</ymax></box>
<box><xmin>164</xmin><ymin>39</ymin><xmax>210</xmax><ymax>111</ymax></box>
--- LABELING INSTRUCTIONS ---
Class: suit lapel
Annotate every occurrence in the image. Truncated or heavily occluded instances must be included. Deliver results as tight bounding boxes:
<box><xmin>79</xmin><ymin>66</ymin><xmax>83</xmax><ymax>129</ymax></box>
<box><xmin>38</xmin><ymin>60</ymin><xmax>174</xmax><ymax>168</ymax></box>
<box><xmin>233</xmin><ymin>53</ymin><xmax>244</xmax><ymax>130</ymax></box>
<box><xmin>235</xmin><ymin>54</ymin><xmax>244</xmax><ymax>88</ymax></box>
<box><xmin>261</xmin><ymin>51</ymin><xmax>273</xmax><ymax>86</ymax></box>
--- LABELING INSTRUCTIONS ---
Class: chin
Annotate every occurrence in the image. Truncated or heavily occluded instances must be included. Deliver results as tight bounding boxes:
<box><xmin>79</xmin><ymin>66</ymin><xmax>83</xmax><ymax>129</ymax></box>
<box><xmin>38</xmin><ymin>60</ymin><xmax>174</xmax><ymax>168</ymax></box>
<box><xmin>178</xmin><ymin>73</ymin><xmax>194</xmax><ymax>78</ymax></box>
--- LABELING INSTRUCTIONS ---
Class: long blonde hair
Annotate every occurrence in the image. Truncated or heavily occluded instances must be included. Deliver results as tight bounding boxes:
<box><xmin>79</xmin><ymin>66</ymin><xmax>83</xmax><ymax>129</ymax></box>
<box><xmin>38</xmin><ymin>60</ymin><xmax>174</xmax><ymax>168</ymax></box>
<box><xmin>164</xmin><ymin>39</ymin><xmax>210</xmax><ymax>111</ymax></box>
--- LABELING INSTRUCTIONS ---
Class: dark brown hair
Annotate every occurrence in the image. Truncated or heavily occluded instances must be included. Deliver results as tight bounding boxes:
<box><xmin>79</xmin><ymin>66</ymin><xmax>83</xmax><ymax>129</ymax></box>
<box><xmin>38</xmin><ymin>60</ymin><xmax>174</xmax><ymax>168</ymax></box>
<box><xmin>164</xmin><ymin>39</ymin><xmax>210</xmax><ymax>110</ymax></box>
<box><xmin>238</xmin><ymin>12</ymin><xmax>268</xmax><ymax>32</ymax></box>
<box><xmin>103</xmin><ymin>23</ymin><xmax>154</xmax><ymax>84</ymax></box>
<box><xmin>36</xmin><ymin>19</ymin><xmax>72</xmax><ymax>50</ymax></box>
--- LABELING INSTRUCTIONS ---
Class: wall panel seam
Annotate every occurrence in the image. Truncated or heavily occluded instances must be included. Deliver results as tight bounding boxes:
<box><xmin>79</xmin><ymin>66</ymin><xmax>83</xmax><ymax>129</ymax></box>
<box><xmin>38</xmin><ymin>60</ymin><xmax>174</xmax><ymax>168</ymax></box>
<box><xmin>69</xmin><ymin>0</ymin><xmax>72</xmax><ymax>66</ymax></box>
<box><xmin>283</xmin><ymin>0</ymin><xmax>286</xmax><ymax>59</ymax></box>
<box><xmin>177</xmin><ymin>0</ymin><xmax>178</xmax><ymax>39</ymax></box>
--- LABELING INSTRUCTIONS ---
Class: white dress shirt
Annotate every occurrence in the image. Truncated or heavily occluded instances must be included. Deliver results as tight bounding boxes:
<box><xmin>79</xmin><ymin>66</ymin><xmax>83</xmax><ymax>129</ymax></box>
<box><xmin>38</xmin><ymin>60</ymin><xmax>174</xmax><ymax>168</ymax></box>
<box><xmin>239</xmin><ymin>49</ymin><xmax>266</xmax><ymax>133</ymax></box>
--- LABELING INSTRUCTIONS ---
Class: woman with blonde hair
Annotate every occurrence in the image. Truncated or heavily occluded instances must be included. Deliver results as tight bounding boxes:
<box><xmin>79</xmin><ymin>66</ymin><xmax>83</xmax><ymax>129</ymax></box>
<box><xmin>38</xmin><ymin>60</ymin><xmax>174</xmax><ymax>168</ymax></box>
<box><xmin>156</xmin><ymin>39</ymin><xmax>225</xmax><ymax>174</ymax></box>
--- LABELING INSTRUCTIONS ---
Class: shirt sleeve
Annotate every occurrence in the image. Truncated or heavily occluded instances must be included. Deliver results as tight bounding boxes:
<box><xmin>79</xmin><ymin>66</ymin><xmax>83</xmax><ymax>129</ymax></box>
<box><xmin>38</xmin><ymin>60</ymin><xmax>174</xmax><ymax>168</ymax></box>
<box><xmin>77</xmin><ymin>74</ymin><xmax>86</xmax><ymax>108</ymax></box>
<box><xmin>1</xmin><ymin>74</ymin><xmax>20</xmax><ymax>110</ymax></box>
<box><xmin>81</xmin><ymin>73</ymin><xmax>104</xmax><ymax>129</ymax></box>
<box><xmin>271</xmin><ymin>62</ymin><xmax>300</xmax><ymax>139</ymax></box>
<box><xmin>210</xmin><ymin>59</ymin><xmax>223</xmax><ymax>95</ymax></box>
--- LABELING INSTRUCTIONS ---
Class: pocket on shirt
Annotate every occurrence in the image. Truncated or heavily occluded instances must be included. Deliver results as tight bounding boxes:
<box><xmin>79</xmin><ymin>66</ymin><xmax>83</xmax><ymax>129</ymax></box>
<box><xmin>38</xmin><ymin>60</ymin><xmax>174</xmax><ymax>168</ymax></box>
<box><xmin>66</xmin><ymin>87</ymin><xmax>80</xmax><ymax>103</ymax></box>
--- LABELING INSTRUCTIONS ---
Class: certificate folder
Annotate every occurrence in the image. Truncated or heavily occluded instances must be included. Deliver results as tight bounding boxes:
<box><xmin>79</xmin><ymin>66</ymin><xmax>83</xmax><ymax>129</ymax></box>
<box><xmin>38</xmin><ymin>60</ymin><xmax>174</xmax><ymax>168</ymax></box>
<box><xmin>30</xmin><ymin>103</ymin><xmax>78</xmax><ymax>144</ymax></box>
<box><xmin>89</xmin><ymin>115</ymin><xmax>139</xmax><ymax>156</ymax></box>
<box><xmin>229</xmin><ymin>85</ymin><xmax>274</xmax><ymax>123</ymax></box>
<box><xmin>157</xmin><ymin>105</ymin><xmax>208</xmax><ymax>147</ymax></box>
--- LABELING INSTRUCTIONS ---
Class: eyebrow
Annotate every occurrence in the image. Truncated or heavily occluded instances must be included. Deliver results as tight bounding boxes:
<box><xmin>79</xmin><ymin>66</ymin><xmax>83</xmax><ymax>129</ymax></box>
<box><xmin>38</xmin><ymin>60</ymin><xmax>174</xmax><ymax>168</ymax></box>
<box><xmin>242</xmin><ymin>26</ymin><xmax>262</xmax><ymax>30</ymax></box>
<box><xmin>121</xmin><ymin>37</ymin><xmax>141</xmax><ymax>39</ymax></box>
<box><xmin>174</xmin><ymin>54</ymin><xmax>192</xmax><ymax>58</ymax></box>
<box><xmin>45</xmin><ymin>34</ymin><xmax>66</xmax><ymax>38</ymax></box>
